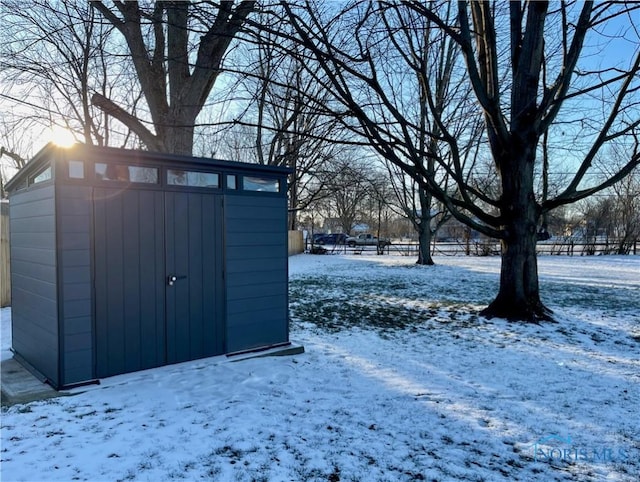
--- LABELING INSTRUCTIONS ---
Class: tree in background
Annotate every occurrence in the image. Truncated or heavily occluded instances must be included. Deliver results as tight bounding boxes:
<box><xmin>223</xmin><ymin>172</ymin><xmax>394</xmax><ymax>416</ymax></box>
<box><xmin>283</xmin><ymin>0</ymin><xmax>640</xmax><ymax>321</ymax></box>
<box><xmin>278</xmin><ymin>1</ymin><xmax>481</xmax><ymax>265</ymax></box>
<box><xmin>1</xmin><ymin>0</ymin><xmax>133</xmax><ymax>151</ymax></box>
<box><xmin>315</xmin><ymin>156</ymin><xmax>376</xmax><ymax>235</ymax></box>
<box><xmin>610</xmin><ymin>172</ymin><xmax>640</xmax><ymax>254</ymax></box>
<box><xmin>386</xmin><ymin>165</ymin><xmax>451</xmax><ymax>264</ymax></box>
<box><xmin>220</xmin><ymin>15</ymin><xmax>347</xmax><ymax>229</ymax></box>
<box><xmin>1</xmin><ymin>0</ymin><xmax>139</xmax><ymax>193</ymax></box>
<box><xmin>0</xmin><ymin>148</ymin><xmax>26</xmax><ymax>198</ymax></box>
<box><xmin>91</xmin><ymin>0</ymin><xmax>255</xmax><ymax>155</ymax></box>
<box><xmin>596</xmin><ymin>149</ymin><xmax>640</xmax><ymax>255</ymax></box>
<box><xmin>577</xmin><ymin>163</ymin><xmax>640</xmax><ymax>255</ymax></box>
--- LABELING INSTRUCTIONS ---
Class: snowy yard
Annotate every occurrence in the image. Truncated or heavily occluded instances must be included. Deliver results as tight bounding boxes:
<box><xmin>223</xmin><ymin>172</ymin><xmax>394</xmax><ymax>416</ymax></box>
<box><xmin>1</xmin><ymin>254</ymin><xmax>639</xmax><ymax>481</ymax></box>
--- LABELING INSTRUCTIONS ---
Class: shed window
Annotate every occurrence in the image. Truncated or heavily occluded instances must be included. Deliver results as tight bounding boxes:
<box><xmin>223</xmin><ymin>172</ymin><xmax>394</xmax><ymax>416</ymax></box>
<box><xmin>226</xmin><ymin>175</ymin><xmax>237</xmax><ymax>190</ymax></box>
<box><xmin>243</xmin><ymin>176</ymin><xmax>279</xmax><ymax>192</ymax></box>
<box><xmin>167</xmin><ymin>169</ymin><xmax>219</xmax><ymax>188</ymax></box>
<box><xmin>96</xmin><ymin>163</ymin><xmax>158</xmax><ymax>184</ymax></box>
<box><xmin>68</xmin><ymin>160</ymin><xmax>84</xmax><ymax>179</ymax></box>
<box><xmin>30</xmin><ymin>166</ymin><xmax>52</xmax><ymax>185</ymax></box>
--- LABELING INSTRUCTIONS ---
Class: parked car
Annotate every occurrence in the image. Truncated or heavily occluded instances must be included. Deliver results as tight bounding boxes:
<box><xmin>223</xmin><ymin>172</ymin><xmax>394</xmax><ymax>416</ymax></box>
<box><xmin>345</xmin><ymin>233</ymin><xmax>391</xmax><ymax>247</ymax></box>
<box><xmin>311</xmin><ymin>233</ymin><xmax>326</xmax><ymax>244</ymax></box>
<box><xmin>317</xmin><ymin>233</ymin><xmax>348</xmax><ymax>245</ymax></box>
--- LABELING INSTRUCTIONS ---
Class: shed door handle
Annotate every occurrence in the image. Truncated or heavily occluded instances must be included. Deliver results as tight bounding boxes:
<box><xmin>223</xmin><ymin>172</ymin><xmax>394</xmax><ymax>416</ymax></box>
<box><xmin>167</xmin><ymin>275</ymin><xmax>186</xmax><ymax>286</ymax></box>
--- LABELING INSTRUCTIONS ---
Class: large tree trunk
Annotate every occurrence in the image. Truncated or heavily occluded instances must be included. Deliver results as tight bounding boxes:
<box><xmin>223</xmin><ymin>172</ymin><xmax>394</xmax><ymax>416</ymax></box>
<box><xmin>480</xmin><ymin>151</ymin><xmax>553</xmax><ymax>322</ymax></box>
<box><xmin>416</xmin><ymin>220</ymin><xmax>434</xmax><ymax>265</ymax></box>
<box><xmin>416</xmin><ymin>185</ymin><xmax>435</xmax><ymax>265</ymax></box>
<box><xmin>163</xmin><ymin>112</ymin><xmax>196</xmax><ymax>156</ymax></box>
<box><xmin>481</xmin><ymin>217</ymin><xmax>552</xmax><ymax>321</ymax></box>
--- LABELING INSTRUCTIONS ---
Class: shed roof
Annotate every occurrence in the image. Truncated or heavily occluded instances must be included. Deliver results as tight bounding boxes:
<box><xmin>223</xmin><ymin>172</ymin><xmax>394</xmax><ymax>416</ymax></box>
<box><xmin>5</xmin><ymin>142</ymin><xmax>291</xmax><ymax>192</ymax></box>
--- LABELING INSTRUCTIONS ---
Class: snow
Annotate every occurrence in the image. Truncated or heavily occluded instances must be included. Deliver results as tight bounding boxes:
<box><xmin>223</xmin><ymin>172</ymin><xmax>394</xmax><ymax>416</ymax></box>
<box><xmin>2</xmin><ymin>254</ymin><xmax>639</xmax><ymax>481</ymax></box>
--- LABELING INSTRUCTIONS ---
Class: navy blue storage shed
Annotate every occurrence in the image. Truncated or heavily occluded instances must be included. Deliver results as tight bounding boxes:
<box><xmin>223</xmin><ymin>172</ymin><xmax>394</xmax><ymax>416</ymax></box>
<box><xmin>5</xmin><ymin>143</ymin><xmax>292</xmax><ymax>389</ymax></box>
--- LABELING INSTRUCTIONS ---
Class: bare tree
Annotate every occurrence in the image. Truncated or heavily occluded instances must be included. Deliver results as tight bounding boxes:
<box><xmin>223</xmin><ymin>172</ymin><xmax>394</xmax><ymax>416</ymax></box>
<box><xmin>375</xmin><ymin>2</ymin><xmax>478</xmax><ymax>265</ymax></box>
<box><xmin>599</xmin><ymin>147</ymin><xmax>640</xmax><ymax>254</ymax></box>
<box><xmin>282</xmin><ymin>0</ymin><xmax>640</xmax><ymax>321</ymax></box>
<box><xmin>277</xmin><ymin>1</ymin><xmax>483</xmax><ymax>265</ymax></box>
<box><xmin>1</xmin><ymin>0</ymin><xmax>132</xmax><ymax>151</ymax></box>
<box><xmin>226</xmin><ymin>19</ymin><xmax>348</xmax><ymax>229</ymax></box>
<box><xmin>317</xmin><ymin>156</ymin><xmax>374</xmax><ymax>235</ymax></box>
<box><xmin>0</xmin><ymin>147</ymin><xmax>27</xmax><ymax>198</ymax></box>
<box><xmin>90</xmin><ymin>0</ymin><xmax>255</xmax><ymax>155</ymax></box>
<box><xmin>226</xmin><ymin>3</ymin><xmax>446</xmax><ymax>235</ymax></box>
<box><xmin>0</xmin><ymin>115</ymin><xmax>32</xmax><ymax>198</ymax></box>
<box><xmin>586</xmin><ymin>154</ymin><xmax>640</xmax><ymax>254</ymax></box>
<box><xmin>610</xmin><ymin>173</ymin><xmax>640</xmax><ymax>254</ymax></box>
<box><xmin>387</xmin><ymin>166</ymin><xmax>451</xmax><ymax>264</ymax></box>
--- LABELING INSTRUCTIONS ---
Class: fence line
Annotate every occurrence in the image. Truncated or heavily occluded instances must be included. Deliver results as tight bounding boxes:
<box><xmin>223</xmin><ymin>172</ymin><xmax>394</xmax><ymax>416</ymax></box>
<box><xmin>306</xmin><ymin>239</ymin><xmax>638</xmax><ymax>257</ymax></box>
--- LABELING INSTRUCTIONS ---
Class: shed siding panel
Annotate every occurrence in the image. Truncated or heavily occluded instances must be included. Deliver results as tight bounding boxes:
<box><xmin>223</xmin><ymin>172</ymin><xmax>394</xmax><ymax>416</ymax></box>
<box><xmin>63</xmin><ymin>349</ymin><xmax>93</xmax><ymax>380</ymax></box>
<box><xmin>224</xmin><ymin>195</ymin><xmax>288</xmax><ymax>352</ymax></box>
<box><xmin>11</xmin><ymin>273</ymin><xmax>56</xmax><ymax>300</ymax></box>
<box><xmin>64</xmin><ymin>359</ymin><xmax>93</xmax><ymax>383</ymax></box>
<box><xmin>227</xmin><ymin>318</ymin><xmax>287</xmax><ymax>351</ymax></box>
<box><xmin>10</xmin><ymin>246</ymin><xmax>55</xmax><ymax>265</ymax></box>
<box><xmin>9</xmin><ymin>192</ymin><xmax>55</xmax><ymax>217</ymax></box>
<box><xmin>60</xmin><ymin>215</ymin><xmax>91</xmax><ymax>233</ymax></box>
<box><xmin>227</xmin><ymin>296</ymin><xmax>286</xmax><ymax>315</ymax></box>
<box><xmin>11</xmin><ymin>288</ymin><xmax>57</xmax><ymax>334</ymax></box>
<box><xmin>225</xmin><ymin>218</ymin><xmax>285</xmax><ymax>233</ymax></box>
<box><xmin>9</xmin><ymin>185</ymin><xmax>59</xmax><ymax>387</ymax></box>
<box><xmin>10</xmin><ymin>216</ymin><xmax>55</xmax><ymax>233</ymax></box>
<box><xmin>226</xmin><ymin>270</ymin><xmax>283</xmax><ymax>287</ymax></box>
<box><xmin>227</xmin><ymin>308</ymin><xmax>288</xmax><ymax>327</ymax></box>
<box><xmin>10</xmin><ymin>232</ymin><xmax>56</xmax><ymax>249</ymax></box>
<box><xmin>57</xmin><ymin>185</ymin><xmax>93</xmax><ymax>386</ymax></box>
<box><xmin>226</xmin><ymin>282</ymin><xmax>287</xmax><ymax>301</ymax></box>
<box><xmin>94</xmin><ymin>188</ymin><xmax>166</xmax><ymax>378</ymax></box>
<box><xmin>226</xmin><ymin>245</ymin><xmax>284</xmax><ymax>260</ymax></box>
<box><xmin>12</xmin><ymin>323</ymin><xmax>58</xmax><ymax>376</ymax></box>
<box><xmin>226</xmin><ymin>256</ymin><xmax>286</xmax><ymax>273</ymax></box>
<box><xmin>11</xmin><ymin>258</ymin><xmax>57</xmax><ymax>280</ymax></box>
<box><xmin>60</xmin><ymin>249</ymin><xmax>90</xmax><ymax>268</ymax></box>
<box><xmin>63</xmin><ymin>283</ymin><xmax>91</xmax><ymax>301</ymax></box>
<box><xmin>226</xmin><ymin>233</ymin><xmax>285</xmax><ymax>248</ymax></box>
<box><xmin>65</xmin><ymin>316</ymin><xmax>92</xmax><ymax>335</ymax></box>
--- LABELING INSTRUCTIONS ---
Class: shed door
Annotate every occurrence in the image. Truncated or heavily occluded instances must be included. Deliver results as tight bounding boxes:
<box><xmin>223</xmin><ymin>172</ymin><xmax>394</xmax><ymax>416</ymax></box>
<box><xmin>94</xmin><ymin>188</ymin><xmax>166</xmax><ymax>378</ymax></box>
<box><xmin>165</xmin><ymin>192</ymin><xmax>224</xmax><ymax>363</ymax></box>
<box><xmin>94</xmin><ymin>188</ymin><xmax>224</xmax><ymax>378</ymax></box>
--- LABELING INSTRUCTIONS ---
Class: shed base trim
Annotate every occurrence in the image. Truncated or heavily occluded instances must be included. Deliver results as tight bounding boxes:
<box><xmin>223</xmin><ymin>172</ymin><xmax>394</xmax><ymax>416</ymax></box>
<box><xmin>226</xmin><ymin>341</ymin><xmax>293</xmax><ymax>358</ymax></box>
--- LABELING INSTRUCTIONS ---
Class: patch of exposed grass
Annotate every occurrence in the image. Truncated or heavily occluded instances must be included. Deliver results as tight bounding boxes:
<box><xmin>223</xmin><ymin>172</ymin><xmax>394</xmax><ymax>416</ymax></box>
<box><xmin>289</xmin><ymin>275</ymin><xmax>481</xmax><ymax>334</ymax></box>
<box><xmin>290</xmin><ymin>260</ymin><xmax>638</xmax><ymax>334</ymax></box>
<box><xmin>544</xmin><ymin>282</ymin><xmax>639</xmax><ymax>314</ymax></box>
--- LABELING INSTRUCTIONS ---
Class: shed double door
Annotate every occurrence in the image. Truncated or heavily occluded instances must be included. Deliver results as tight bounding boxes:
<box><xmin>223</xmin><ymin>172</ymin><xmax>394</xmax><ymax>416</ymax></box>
<box><xmin>93</xmin><ymin>188</ymin><xmax>224</xmax><ymax>378</ymax></box>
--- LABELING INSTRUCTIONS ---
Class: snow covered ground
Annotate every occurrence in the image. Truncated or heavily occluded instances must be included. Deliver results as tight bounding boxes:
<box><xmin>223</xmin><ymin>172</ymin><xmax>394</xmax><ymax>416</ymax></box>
<box><xmin>1</xmin><ymin>254</ymin><xmax>639</xmax><ymax>481</ymax></box>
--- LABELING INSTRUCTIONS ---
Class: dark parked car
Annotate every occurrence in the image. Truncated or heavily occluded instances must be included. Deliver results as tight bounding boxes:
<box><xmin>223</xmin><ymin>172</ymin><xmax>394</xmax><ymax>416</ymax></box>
<box><xmin>311</xmin><ymin>233</ymin><xmax>326</xmax><ymax>244</ymax></box>
<box><xmin>317</xmin><ymin>233</ymin><xmax>348</xmax><ymax>245</ymax></box>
